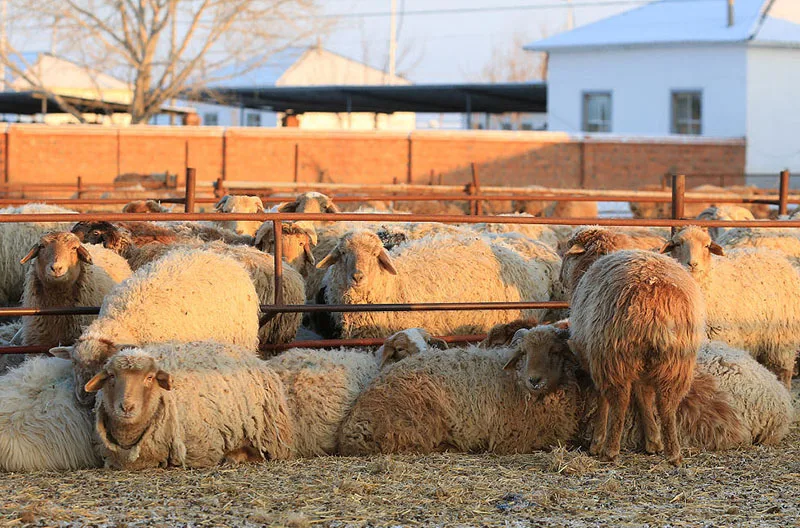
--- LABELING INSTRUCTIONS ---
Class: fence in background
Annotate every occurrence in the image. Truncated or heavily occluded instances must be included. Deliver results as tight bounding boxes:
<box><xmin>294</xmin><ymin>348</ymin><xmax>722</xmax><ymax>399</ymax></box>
<box><xmin>0</xmin><ymin>170</ymin><xmax>798</xmax><ymax>356</ymax></box>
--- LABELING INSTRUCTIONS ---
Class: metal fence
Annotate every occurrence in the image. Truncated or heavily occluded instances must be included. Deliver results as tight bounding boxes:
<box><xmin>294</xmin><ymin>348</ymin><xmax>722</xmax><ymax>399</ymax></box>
<box><xmin>1</xmin><ymin>169</ymin><xmax>799</xmax><ymax>356</ymax></box>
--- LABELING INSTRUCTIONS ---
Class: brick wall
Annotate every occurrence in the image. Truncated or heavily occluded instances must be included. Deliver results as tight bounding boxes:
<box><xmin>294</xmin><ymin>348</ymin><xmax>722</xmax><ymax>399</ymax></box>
<box><xmin>0</xmin><ymin>125</ymin><xmax>747</xmax><ymax>190</ymax></box>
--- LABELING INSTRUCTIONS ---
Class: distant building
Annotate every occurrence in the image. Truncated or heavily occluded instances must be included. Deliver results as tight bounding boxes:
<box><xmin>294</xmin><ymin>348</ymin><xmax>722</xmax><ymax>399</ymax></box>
<box><xmin>525</xmin><ymin>0</ymin><xmax>800</xmax><ymax>177</ymax></box>
<box><xmin>158</xmin><ymin>46</ymin><xmax>416</xmax><ymax>131</ymax></box>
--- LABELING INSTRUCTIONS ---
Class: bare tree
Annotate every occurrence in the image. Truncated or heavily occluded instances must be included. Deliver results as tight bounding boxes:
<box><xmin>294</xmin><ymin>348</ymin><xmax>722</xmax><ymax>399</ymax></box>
<box><xmin>479</xmin><ymin>28</ymin><xmax>549</xmax><ymax>84</ymax></box>
<box><xmin>1</xmin><ymin>0</ymin><xmax>324</xmax><ymax>124</ymax></box>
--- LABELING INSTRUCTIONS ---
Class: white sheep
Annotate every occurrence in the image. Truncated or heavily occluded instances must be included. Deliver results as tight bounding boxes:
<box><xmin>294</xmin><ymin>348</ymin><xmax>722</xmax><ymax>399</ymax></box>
<box><xmin>0</xmin><ymin>203</ymin><xmax>77</xmax><ymax>305</ymax></box>
<box><xmin>86</xmin><ymin>343</ymin><xmax>293</xmax><ymax>469</ymax></box>
<box><xmin>466</xmin><ymin>213</ymin><xmax>560</xmax><ymax>249</ymax></box>
<box><xmin>569</xmin><ymin>250</ymin><xmax>706</xmax><ymax>465</ymax></box>
<box><xmin>52</xmin><ymin>248</ymin><xmax>260</xmax><ymax>405</ymax></box>
<box><xmin>20</xmin><ymin>232</ymin><xmax>132</xmax><ymax>348</ymax></box>
<box><xmin>315</xmin><ymin>231</ymin><xmax>552</xmax><ymax>339</ymax></box>
<box><xmin>338</xmin><ymin>344</ymin><xmax>583</xmax><ymax>456</ymax></box>
<box><xmin>662</xmin><ymin>226</ymin><xmax>800</xmax><ymax>388</ymax></box>
<box><xmin>213</xmin><ymin>194</ymin><xmax>265</xmax><ymax>236</ymax></box>
<box><xmin>375</xmin><ymin>328</ymin><xmax>449</xmax><ymax>367</ymax></box>
<box><xmin>715</xmin><ymin>226</ymin><xmax>800</xmax><ymax>269</ymax></box>
<box><xmin>253</xmin><ymin>220</ymin><xmax>319</xmax><ymax>277</ymax></box>
<box><xmin>0</xmin><ymin>356</ymin><xmax>101</xmax><ymax>471</ymax></box>
<box><xmin>266</xmin><ymin>348</ymin><xmax>380</xmax><ymax>457</ymax></box>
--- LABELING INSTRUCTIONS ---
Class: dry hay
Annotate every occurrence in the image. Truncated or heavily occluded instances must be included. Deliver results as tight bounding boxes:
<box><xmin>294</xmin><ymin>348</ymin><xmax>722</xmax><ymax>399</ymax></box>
<box><xmin>1</xmin><ymin>384</ymin><xmax>799</xmax><ymax>527</ymax></box>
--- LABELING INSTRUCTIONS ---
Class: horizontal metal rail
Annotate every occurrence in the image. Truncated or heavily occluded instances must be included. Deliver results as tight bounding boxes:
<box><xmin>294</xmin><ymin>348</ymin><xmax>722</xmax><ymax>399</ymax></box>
<box><xmin>0</xmin><ymin>301</ymin><xmax>567</xmax><ymax>318</ymax></box>
<box><xmin>259</xmin><ymin>334</ymin><xmax>486</xmax><ymax>353</ymax></box>
<box><xmin>1</xmin><ymin>210</ymin><xmax>799</xmax><ymax>228</ymax></box>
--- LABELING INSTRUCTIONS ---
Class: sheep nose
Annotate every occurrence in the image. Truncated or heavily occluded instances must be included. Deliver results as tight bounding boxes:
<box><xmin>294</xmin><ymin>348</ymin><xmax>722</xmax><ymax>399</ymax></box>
<box><xmin>120</xmin><ymin>401</ymin><xmax>137</xmax><ymax>414</ymax></box>
<box><xmin>688</xmin><ymin>261</ymin><xmax>698</xmax><ymax>269</ymax></box>
<box><xmin>351</xmin><ymin>271</ymin><xmax>364</xmax><ymax>284</ymax></box>
<box><xmin>49</xmin><ymin>264</ymin><xmax>65</xmax><ymax>277</ymax></box>
<box><xmin>528</xmin><ymin>377</ymin><xmax>542</xmax><ymax>389</ymax></box>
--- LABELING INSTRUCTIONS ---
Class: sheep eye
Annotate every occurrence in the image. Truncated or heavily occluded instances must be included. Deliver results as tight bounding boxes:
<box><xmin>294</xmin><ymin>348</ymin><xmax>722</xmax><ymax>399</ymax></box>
<box><xmin>92</xmin><ymin>231</ymin><xmax>101</xmax><ymax>237</ymax></box>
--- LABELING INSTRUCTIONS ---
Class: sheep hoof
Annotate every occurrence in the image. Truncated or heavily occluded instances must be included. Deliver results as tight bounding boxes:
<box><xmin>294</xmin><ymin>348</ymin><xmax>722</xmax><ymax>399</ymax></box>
<box><xmin>589</xmin><ymin>440</ymin><xmax>604</xmax><ymax>456</ymax></box>
<box><xmin>598</xmin><ymin>452</ymin><xmax>619</xmax><ymax>464</ymax></box>
<box><xmin>644</xmin><ymin>439</ymin><xmax>664</xmax><ymax>455</ymax></box>
<box><xmin>667</xmin><ymin>453</ymin><xmax>683</xmax><ymax>467</ymax></box>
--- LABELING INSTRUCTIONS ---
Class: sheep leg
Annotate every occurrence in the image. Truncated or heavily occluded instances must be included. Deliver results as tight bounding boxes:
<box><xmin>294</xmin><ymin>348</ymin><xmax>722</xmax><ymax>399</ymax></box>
<box><xmin>633</xmin><ymin>383</ymin><xmax>663</xmax><ymax>454</ymax></box>
<box><xmin>655</xmin><ymin>390</ymin><xmax>682</xmax><ymax>466</ymax></box>
<box><xmin>777</xmin><ymin>367</ymin><xmax>792</xmax><ymax>391</ymax></box>
<box><xmin>599</xmin><ymin>382</ymin><xmax>631</xmax><ymax>463</ymax></box>
<box><xmin>589</xmin><ymin>394</ymin><xmax>609</xmax><ymax>456</ymax></box>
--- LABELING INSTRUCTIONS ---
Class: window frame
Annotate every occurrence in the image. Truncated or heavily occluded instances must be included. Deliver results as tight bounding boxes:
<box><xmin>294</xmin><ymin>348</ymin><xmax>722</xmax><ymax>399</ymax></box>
<box><xmin>245</xmin><ymin>113</ymin><xmax>262</xmax><ymax>127</ymax></box>
<box><xmin>671</xmin><ymin>90</ymin><xmax>702</xmax><ymax>135</ymax></box>
<box><xmin>582</xmin><ymin>91</ymin><xmax>612</xmax><ymax>133</ymax></box>
<box><xmin>203</xmin><ymin>112</ymin><xmax>219</xmax><ymax>126</ymax></box>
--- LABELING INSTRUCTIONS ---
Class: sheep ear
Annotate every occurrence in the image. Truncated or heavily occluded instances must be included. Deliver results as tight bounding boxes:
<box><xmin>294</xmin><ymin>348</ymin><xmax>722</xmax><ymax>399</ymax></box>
<box><xmin>325</xmin><ymin>201</ymin><xmax>341</xmax><ymax>214</ymax></box>
<box><xmin>20</xmin><ymin>243</ymin><xmax>41</xmax><ymax>264</ymax></box>
<box><xmin>565</xmin><ymin>244</ymin><xmax>585</xmax><ymax>256</ymax></box>
<box><xmin>253</xmin><ymin>226</ymin><xmax>267</xmax><ymax>249</ymax></box>
<box><xmin>49</xmin><ymin>345</ymin><xmax>73</xmax><ymax>360</ymax></box>
<box><xmin>503</xmin><ymin>349</ymin><xmax>524</xmax><ymax>371</ymax></box>
<box><xmin>253</xmin><ymin>197</ymin><xmax>264</xmax><ymax>211</ymax></box>
<box><xmin>277</xmin><ymin>201</ymin><xmax>298</xmax><ymax>213</ymax></box>
<box><xmin>378</xmin><ymin>249</ymin><xmax>398</xmax><ymax>275</ymax></box>
<box><xmin>659</xmin><ymin>242</ymin><xmax>676</xmax><ymax>254</ymax></box>
<box><xmin>77</xmin><ymin>245</ymin><xmax>93</xmax><ymax>264</ymax></box>
<box><xmin>510</xmin><ymin>328</ymin><xmax>531</xmax><ymax>347</ymax></box>
<box><xmin>316</xmin><ymin>250</ymin><xmax>339</xmax><ymax>269</ymax></box>
<box><xmin>378</xmin><ymin>345</ymin><xmax>394</xmax><ymax>368</ymax></box>
<box><xmin>303</xmin><ymin>243</ymin><xmax>316</xmax><ymax>266</ymax></box>
<box><xmin>156</xmin><ymin>370</ymin><xmax>172</xmax><ymax>391</ymax></box>
<box><xmin>709</xmin><ymin>242</ymin><xmax>724</xmax><ymax>256</ymax></box>
<box><xmin>84</xmin><ymin>371</ymin><xmax>109</xmax><ymax>393</ymax></box>
<box><xmin>214</xmin><ymin>196</ymin><xmax>229</xmax><ymax>211</ymax></box>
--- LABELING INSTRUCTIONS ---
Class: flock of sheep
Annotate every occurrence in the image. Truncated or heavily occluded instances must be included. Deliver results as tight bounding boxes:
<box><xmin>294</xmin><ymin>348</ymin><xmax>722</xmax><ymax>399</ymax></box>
<box><xmin>0</xmin><ymin>189</ymin><xmax>796</xmax><ymax>473</ymax></box>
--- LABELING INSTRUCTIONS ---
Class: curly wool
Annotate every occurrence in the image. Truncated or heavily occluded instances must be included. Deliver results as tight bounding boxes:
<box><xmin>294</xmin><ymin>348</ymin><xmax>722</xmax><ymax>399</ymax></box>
<box><xmin>266</xmin><ymin>348</ymin><xmax>379</xmax><ymax>457</ymax></box>
<box><xmin>95</xmin><ymin>343</ymin><xmax>293</xmax><ymax>469</ymax></box>
<box><xmin>338</xmin><ymin>345</ymin><xmax>582</xmax><ymax>455</ymax></box>
<box><xmin>72</xmin><ymin>249</ymin><xmax>260</xmax><ymax>403</ymax></box>
<box><xmin>716</xmin><ymin>227</ymin><xmax>800</xmax><ymax>268</ymax></box>
<box><xmin>0</xmin><ymin>357</ymin><xmax>101</xmax><ymax>472</ymax></box>
<box><xmin>321</xmin><ymin>231</ymin><xmax>552</xmax><ymax>339</ymax></box>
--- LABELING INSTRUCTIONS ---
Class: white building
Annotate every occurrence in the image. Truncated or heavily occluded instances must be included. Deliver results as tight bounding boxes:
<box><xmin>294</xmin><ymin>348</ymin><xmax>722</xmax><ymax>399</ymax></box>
<box><xmin>159</xmin><ymin>46</ymin><xmax>415</xmax><ymax>131</ymax></box>
<box><xmin>525</xmin><ymin>0</ymin><xmax>800</xmax><ymax>177</ymax></box>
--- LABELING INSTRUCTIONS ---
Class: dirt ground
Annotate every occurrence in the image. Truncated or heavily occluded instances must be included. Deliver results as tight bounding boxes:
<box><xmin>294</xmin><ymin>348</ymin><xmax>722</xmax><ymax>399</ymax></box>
<box><xmin>1</xmin><ymin>384</ymin><xmax>798</xmax><ymax>528</ymax></box>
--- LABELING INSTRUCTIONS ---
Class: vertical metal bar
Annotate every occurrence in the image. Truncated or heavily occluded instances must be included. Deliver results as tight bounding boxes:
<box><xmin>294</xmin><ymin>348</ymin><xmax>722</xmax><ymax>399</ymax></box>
<box><xmin>214</xmin><ymin>177</ymin><xmax>224</xmax><ymax>199</ymax></box>
<box><xmin>184</xmin><ymin>167</ymin><xmax>196</xmax><ymax>213</ymax></box>
<box><xmin>273</xmin><ymin>220</ymin><xmax>284</xmax><ymax>306</ymax></box>
<box><xmin>293</xmin><ymin>143</ymin><xmax>300</xmax><ymax>183</ymax></box>
<box><xmin>406</xmin><ymin>136</ymin><xmax>413</xmax><ymax>184</ymax></box>
<box><xmin>671</xmin><ymin>173</ymin><xmax>685</xmax><ymax>236</ymax></box>
<box><xmin>779</xmin><ymin>169</ymin><xmax>790</xmax><ymax>216</ymax></box>
<box><xmin>471</xmin><ymin>162</ymin><xmax>482</xmax><ymax>216</ymax></box>
<box><xmin>429</xmin><ymin>169</ymin><xmax>435</xmax><ymax>185</ymax></box>
<box><xmin>76</xmin><ymin>176</ymin><xmax>82</xmax><ymax>198</ymax></box>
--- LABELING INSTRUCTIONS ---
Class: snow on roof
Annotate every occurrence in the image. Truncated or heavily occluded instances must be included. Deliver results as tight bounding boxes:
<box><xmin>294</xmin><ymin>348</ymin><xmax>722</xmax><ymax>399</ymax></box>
<box><xmin>525</xmin><ymin>0</ymin><xmax>800</xmax><ymax>51</ymax></box>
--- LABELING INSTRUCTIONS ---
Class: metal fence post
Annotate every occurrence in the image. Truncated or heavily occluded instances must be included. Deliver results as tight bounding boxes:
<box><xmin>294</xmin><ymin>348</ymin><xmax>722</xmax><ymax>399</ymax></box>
<box><xmin>470</xmin><ymin>162</ymin><xmax>482</xmax><ymax>216</ymax></box>
<box><xmin>273</xmin><ymin>219</ymin><xmax>284</xmax><ymax>307</ymax></box>
<box><xmin>671</xmin><ymin>173</ymin><xmax>685</xmax><ymax>236</ymax></box>
<box><xmin>779</xmin><ymin>169</ymin><xmax>790</xmax><ymax>216</ymax></box>
<box><xmin>184</xmin><ymin>167</ymin><xmax>196</xmax><ymax>213</ymax></box>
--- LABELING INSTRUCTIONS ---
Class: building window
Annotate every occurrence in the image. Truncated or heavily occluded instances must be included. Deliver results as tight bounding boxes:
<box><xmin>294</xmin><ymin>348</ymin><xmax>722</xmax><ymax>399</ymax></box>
<box><xmin>246</xmin><ymin>113</ymin><xmax>261</xmax><ymax>127</ymax></box>
<box><xmin>671</xmin><ymin>91</ymin><xmax>702</xmax><ymax>135</ymax></box>
<box><xmin>582</xmin><ymin>92</ymin><xmax>612</xmax><ymax>132</ymax></box>
<box><xmin>203</xmin><ymin>112</ymin><xmax>219</xmax><ymax>126</ymax></box>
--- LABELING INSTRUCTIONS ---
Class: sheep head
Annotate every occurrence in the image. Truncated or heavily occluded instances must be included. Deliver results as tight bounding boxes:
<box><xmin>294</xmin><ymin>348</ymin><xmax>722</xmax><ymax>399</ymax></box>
<box><xmin>21</xmin><ymin>231</ymin><xmax>93</xmax><ymax>285</ymax></box>
<box><xmin>71</xmin><ymin>221</ymin><xmax>129</xmax><ymax>255</ymax></box>
<box><xmin>277</xmin><ymin>191</ymin><xmax>340</xmax><ymax>214</ymax></box>
<box><xmin>85</xmin><ymin>350</ymin><xmax>171</xmax><ymax>451</ymax></box>
<box><xmin>696</xmin><ymin>205</ymin><xmax>754</xmax><ymax>241</ymax></box>
<box><xmin>213</xmin><ymin>194</ymin><xmax>265</xmax><ymax>236</ymax></box>
<box><xmin>558</xmin><ymin>227</ymin><xmax>620</xmax><ymax>298</ymax></box>
<box><xmin>377</xmin><ymin>328</ymin><xmax>448</xmax><ymax>368</ymax></box>
<box><xmin>254</xmin><ymin>220</ymin><xmax>318</xmax><ymax>270</ymax></box>
<box><xmin>660</xmin><ymin>225</ymin><xmax>723</xmax><ymax>276</ymax></box>
<box><xmin>316</xmin><ymin>230</ymin><xmax>398</xmax><ymax>288</ymax></box>
<box><xmin>503</xmin><ymin>325</ymin><xmax>574</xmax><ymax>397</ymax></box>
<box><xmin>479</xmin><ymin>317</ymin><xmax>539</xmax><ymax>348</ymax></box>
<box><xmin>122</xmin><ymin>200</ymin><xmax>170</xmax><ymax>213</ymax></box>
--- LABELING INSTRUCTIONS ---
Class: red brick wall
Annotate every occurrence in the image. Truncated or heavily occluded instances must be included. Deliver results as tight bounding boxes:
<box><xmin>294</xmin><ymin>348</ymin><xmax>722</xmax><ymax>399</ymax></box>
<box><xmin>0</xmin><ymin>125</ymin><xmax>746</xmax><ymax>190</ymax></box>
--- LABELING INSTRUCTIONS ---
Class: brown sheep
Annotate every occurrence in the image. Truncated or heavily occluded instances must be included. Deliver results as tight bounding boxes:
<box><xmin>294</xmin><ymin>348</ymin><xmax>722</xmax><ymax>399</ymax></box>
<box><xmin>121</xmin><ymin>200</ymin><xmax>171</xmax><ymax>213</ymax></box>
<box><xmin>569</xmin><ymin>250</ymin><xmax>706</xmax><ymax>465</ymax></box>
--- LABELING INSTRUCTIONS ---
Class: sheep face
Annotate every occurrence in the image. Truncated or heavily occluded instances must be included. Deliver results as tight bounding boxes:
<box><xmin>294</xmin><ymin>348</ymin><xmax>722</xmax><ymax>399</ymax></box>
<box><xmin>503</xmin><ymin>325</ymin><xmax>572</xmax><ymax>397</ymax></box>
<box><xmin>317</xmin><ymin>231</ymin><xmax>397</xmax><ymax>288</ymax></box>
<box><xmin>71</xmin><ymin>221</ymin><xmax>126</xmax><ymax>253</ymax></box>
<box><xmin>214</xmin><ymin>195</ymin><xmax>264</xmax><ymax>236</ymax></box>
<box><xmin>377</xmin><ymin>328</ymin><xmax>448</xmax><ymax>367</ymax></box>
<box><xmin>254</xmin><ymin>221</ymin><xmax>317</xmax><ymax>270</ymax></box>
<box><xmin>277</xmin><ymin>192</ymin><xmax>340</xmax><ymax>214</ymax></box>
<box><xmin>85</xmin><ymin>352</ymin><xmax>172</xmax><ymax>426</ymax></box>
<box><xmin>21</xmin><ymin>232</ymin><xmax>93</xmax><ymax>285</ymax></box>
<box><xmin>660</xmin><ymin>226</ymin><xmax>724</xmax><ymax>276</ymax></box>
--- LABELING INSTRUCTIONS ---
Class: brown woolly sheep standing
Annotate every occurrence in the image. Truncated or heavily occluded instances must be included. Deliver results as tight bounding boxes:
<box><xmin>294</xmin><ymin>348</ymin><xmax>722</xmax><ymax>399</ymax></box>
<box><xmin>569</xmin><ymin>250</ymin><xmax>706</xmax><ymax>465</ymax></box>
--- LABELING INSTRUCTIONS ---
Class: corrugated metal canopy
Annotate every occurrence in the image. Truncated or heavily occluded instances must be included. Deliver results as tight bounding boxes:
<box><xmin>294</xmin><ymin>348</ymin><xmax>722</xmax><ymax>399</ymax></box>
<box><xmin>190</xmin><ymin>82</ymin><xmax>547</xmax><ymax>114</ymax></box>
<box><xmin>0</xmin><ymin>91</ymin><xmax>192</xmax><ymax>116</ymax></box>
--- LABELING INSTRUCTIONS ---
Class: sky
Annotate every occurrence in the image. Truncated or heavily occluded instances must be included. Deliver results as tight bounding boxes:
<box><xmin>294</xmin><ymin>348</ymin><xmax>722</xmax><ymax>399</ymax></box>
<box><xmin>319</xmin><ymin>0</ymin><xmax>646</xmax><ymax>83</ymax></box>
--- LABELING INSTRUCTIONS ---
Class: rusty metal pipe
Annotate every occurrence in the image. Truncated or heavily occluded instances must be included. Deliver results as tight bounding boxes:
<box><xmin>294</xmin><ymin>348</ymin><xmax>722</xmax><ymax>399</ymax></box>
<box><xmin>273</xmin><ymin>219</ymin><xmax>284</xmax><ymax>306</ymax></box>
<box><xmin>184</xmin><ymin>168</ymin><xmax>196</xmax><ymax>213</ymax></box>
<box><xmin>260</xmin><ymin>334</ymin><xmax>486</xmax><ymax>352</ymax></box>
<box><xmin>779</xmin><ymin>170</ymin><xmax>790</xmax><ymax>216</ymax></box>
